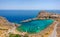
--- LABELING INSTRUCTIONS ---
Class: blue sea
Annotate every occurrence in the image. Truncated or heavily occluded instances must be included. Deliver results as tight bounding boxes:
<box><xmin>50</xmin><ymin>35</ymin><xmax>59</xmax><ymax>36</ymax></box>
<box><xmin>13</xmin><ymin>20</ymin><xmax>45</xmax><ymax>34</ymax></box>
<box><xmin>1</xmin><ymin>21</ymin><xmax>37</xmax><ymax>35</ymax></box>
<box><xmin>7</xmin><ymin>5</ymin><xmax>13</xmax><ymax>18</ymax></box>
<box><xmin>0</xmin><ymin>10</ymin><xmax>60</xmax><ymax>23</ymax></box>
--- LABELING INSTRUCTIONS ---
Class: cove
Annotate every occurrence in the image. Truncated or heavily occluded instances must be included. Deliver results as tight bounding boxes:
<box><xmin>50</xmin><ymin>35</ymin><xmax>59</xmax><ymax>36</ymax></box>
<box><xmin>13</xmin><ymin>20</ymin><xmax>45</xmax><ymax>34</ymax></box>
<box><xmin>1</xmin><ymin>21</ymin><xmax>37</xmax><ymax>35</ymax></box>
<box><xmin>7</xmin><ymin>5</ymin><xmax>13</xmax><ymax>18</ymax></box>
<box><xmin>17</xmin><ymin>19</ymin><xmax>54</xmax><ymax>33</ymax></box>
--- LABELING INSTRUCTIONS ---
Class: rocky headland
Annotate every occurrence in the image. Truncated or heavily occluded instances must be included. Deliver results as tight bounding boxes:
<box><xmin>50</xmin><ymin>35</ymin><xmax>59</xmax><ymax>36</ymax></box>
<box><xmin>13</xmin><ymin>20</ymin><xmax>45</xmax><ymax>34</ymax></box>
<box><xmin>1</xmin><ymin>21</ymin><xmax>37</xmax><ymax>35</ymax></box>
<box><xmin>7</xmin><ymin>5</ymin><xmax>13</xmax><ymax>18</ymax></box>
<box><xmin>0</xmin><ymin>16</ymin><xmax>20</xmax><ymax>37</ymax></box>
<box><xmin>37</xmin><ymin>11</ymin><xmax>60</xmax><ymax>20</ymax></box>
<box><xmin>37</xmin><ymin>11</ymin><xmax>60</xmax><ymax>37</ymax></box>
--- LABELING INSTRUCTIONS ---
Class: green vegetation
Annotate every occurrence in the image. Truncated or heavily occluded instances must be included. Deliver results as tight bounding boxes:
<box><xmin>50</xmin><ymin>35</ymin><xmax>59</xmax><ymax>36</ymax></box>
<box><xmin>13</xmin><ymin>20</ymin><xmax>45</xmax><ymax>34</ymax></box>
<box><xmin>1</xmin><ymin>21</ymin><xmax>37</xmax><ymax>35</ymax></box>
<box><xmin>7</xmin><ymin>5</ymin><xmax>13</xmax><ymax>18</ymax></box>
<box><xmin>9</xmin><ymin>34</ymin><xmax>29</xmax><ymax>37</ymax></box>
<box><xmin>9</xmin><ymin>34</ymin><xmax>21</xmax><ymax>37</ymax></box>
<box><xmin>23</xmin><ymin>34</ymin><xmax>29</xmax><ymax>37</ymax></box>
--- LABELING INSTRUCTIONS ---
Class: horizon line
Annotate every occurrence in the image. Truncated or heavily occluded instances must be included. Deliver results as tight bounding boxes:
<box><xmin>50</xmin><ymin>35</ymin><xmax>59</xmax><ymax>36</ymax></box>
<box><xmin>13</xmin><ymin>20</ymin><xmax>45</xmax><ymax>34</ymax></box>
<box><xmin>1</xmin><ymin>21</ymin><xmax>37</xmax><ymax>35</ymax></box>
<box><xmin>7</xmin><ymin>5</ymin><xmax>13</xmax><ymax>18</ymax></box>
<box><xmin>0</xmin><ymin>9</ymin><xmax>60</xmax><ymax>10</ymax></box>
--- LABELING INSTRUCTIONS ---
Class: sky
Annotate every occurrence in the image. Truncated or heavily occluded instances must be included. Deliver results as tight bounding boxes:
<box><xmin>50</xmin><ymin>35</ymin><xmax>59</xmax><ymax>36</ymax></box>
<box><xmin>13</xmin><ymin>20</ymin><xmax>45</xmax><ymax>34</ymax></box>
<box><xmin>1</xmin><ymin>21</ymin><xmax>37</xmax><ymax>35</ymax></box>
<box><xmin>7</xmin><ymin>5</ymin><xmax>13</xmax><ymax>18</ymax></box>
<box><xmin>0</xmin><ymin>0</ymin><xmax>60</xmax><ymax>10</ymax></box>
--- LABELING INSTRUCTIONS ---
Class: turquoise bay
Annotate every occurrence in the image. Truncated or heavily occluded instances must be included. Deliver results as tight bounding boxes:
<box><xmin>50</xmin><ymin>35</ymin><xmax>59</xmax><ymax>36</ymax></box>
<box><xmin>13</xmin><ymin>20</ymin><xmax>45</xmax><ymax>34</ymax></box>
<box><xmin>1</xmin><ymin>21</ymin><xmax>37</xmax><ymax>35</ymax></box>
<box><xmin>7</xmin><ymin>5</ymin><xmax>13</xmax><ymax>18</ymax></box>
<box><xmin>17</xmin><ymin>19</ymin><xmax>54</xmax><ymax>33</ymax></box>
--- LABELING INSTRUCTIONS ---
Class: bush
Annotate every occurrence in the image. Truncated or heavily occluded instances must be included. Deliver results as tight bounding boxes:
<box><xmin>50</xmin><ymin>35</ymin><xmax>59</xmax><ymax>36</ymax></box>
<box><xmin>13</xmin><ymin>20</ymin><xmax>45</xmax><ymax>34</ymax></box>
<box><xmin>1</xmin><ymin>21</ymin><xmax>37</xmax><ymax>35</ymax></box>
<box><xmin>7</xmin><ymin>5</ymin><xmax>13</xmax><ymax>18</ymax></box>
<box><xmin>9</xmin><ymin>34</ymin><xmax>21</xmax><ymax>37</ymax></box>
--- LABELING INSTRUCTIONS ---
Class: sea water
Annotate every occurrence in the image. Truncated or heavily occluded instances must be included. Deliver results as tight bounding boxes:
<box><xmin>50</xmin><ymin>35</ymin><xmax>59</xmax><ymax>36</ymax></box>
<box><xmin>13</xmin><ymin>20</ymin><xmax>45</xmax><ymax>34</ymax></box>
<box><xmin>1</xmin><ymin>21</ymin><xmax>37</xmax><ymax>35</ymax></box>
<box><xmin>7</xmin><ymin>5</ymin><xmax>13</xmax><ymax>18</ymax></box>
<box><xmin>17</xmin><ymin>19</ymin><xmax>54</xmax><ymax>33</ymax></box>
<box><xmin>0</xmin><ymin>10</ymin><xmax>60</xmax><ymax>23</ymax></box>
<box><xmin>0</xmin><ymin>10</ymin><xmax>39</xmax><ymax>23</ymax></box>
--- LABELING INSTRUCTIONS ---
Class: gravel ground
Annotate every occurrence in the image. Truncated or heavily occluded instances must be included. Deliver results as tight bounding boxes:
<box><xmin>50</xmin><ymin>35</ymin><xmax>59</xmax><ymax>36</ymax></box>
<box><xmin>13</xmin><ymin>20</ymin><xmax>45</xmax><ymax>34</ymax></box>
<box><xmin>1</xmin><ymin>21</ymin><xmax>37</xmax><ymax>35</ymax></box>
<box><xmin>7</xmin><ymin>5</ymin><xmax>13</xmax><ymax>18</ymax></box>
<box><xmin>49</xmin><ymin>23</ymin><xmax>57</xmax><ymax>37</ymax></box>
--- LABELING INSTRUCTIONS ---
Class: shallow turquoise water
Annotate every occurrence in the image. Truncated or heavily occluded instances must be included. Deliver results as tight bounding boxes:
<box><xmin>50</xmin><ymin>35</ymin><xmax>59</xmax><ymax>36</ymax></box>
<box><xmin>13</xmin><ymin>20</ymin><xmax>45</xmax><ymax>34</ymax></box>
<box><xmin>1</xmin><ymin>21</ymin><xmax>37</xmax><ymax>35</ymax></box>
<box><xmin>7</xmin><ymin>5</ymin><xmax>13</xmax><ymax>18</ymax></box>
<box><xmin>17</xmin><ymin>19</ymin><xmax>54</xmax><ymax>33</ymax></box>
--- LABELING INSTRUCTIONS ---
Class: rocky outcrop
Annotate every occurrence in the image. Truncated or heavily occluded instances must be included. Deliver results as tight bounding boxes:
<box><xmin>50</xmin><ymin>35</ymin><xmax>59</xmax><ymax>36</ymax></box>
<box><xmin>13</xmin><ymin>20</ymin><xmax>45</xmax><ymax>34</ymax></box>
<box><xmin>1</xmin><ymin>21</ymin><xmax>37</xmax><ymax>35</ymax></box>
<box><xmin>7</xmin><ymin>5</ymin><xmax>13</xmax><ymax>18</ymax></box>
<box><xmin>0</xmin><ymin>16</ymin><xmax>20</xmax><ymax>37</ymax></box>
<box><xmin>37</xmin><ymin>11</ymin><xmax>60</xmax><ymax>20</ymax></box>
<box><xmin>0</xmin><ymin>16</ymin><xmax>14</xmax><ymax>29</ymax></box>
<box><xmin>37</xmin><ymin>11</ymin><xmax>60</xmax><ymax>18</ymax></box>
<box><xmin>37</xmin><ymin>11</ymin><xmax>60</xmax><ymax>37</ymax></box>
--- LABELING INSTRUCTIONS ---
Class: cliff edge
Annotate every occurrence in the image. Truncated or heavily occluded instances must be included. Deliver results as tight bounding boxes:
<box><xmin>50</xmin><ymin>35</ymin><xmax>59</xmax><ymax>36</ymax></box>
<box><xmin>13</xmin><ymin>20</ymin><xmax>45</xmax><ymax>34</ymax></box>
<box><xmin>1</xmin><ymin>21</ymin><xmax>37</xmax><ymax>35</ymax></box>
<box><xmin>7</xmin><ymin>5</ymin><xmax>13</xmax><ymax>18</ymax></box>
<box><xmin>37</xmin><ymin>11</ymin><xmax>60</xmax><ymax>20</ymax></box>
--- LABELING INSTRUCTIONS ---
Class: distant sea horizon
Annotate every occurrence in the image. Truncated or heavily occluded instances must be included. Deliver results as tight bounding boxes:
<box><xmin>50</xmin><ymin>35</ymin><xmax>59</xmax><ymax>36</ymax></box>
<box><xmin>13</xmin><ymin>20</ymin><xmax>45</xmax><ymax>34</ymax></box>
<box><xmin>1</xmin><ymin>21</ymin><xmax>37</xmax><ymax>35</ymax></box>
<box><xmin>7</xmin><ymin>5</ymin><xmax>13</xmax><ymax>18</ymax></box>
<box><xmin>0</xmin><ymin>10</ymin><xmax>60</xmax><ymax>23</ymax></box>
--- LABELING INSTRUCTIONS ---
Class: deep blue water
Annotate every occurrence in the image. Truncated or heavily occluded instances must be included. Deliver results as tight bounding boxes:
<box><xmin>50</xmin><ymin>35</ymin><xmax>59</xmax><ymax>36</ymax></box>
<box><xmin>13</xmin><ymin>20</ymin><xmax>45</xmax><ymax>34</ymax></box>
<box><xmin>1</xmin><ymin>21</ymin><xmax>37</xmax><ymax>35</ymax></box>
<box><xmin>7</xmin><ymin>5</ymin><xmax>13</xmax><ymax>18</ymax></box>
<box><xmin>0</xmin><ymin>10</ymin><xmax>39</xmax><ymax>23</ymax></box>
<box><xmin>0</xmin><ymin>10</ymin><xmax>60</xmax><ymax>23</ymax></box>
<box><xmin>17</xmin><ymin>19</ymin><xmax>54</xmax><ymax>33</ymax></box>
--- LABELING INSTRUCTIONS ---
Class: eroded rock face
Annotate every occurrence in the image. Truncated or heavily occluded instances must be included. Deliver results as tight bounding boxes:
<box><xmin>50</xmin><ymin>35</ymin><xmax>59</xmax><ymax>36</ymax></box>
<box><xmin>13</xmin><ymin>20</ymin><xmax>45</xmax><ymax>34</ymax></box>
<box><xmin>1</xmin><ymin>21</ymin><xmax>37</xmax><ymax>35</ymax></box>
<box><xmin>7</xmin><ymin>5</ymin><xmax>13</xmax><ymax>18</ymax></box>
<box><xmin>37</xmin><ymin>11</ymin><xmax>60</xmax><ymax>20</ymax></box>
<box><xmin>37</xmin><ymin>11</ymin><xmax>49</xmax><ymax>18</ymax></box>
<box><xmin>0</xmin><ymin>16</ymin><xmax>15</xmax><ymax>29</ymax></box>
<box><xmin>0</xmin><ymin>16</ymin><xmax>8</xmax><ymax>23</ymax></box>
<box><xmin>0</xmin><ymin>16</ymin><xmax>20</xmax><ymax>37</ymax></box>
<box><xmin>0</xmin><ymin>16</ymin><xmax>12</xmax><ymax>37</ymax></box>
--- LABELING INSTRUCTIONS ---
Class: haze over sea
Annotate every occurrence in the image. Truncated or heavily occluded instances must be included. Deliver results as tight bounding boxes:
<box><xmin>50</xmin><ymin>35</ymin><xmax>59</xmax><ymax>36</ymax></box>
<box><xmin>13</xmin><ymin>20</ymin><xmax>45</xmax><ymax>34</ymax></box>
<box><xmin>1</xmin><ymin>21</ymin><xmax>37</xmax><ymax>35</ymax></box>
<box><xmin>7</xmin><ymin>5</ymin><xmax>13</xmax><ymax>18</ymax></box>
<box><xmin>0</xmin><ymin>10</ymin><xmax>60</xmax><ymax>23</ymax></box>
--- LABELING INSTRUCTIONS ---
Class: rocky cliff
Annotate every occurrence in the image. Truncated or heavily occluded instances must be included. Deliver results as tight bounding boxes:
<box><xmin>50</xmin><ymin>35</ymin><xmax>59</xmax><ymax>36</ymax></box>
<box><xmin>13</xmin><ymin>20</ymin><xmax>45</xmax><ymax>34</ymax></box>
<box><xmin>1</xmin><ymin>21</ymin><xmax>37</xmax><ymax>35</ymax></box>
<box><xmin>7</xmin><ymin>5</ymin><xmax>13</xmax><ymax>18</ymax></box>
<box><xmin>0</xmin><ymin>16</ymin><xmax>14</xmax><ymax>29</ymax></box>
<box><xmin>0</xmin><ymin>16</ymin><xmax>19</xmax><ymax>37</ymax></box>
<box><xmin>37</xmin><ymin>11</ymin><xmax>60</xmax><ymax>20</ymax></box>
